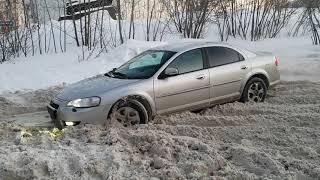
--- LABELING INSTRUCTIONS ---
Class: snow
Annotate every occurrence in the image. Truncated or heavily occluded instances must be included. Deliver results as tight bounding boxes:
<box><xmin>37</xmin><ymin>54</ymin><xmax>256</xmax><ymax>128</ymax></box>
<box><xmin>0</xmin><ymin>81</ymin><xmax>319</xmax><ymax>179</ymax></box>
<box><xmin>228</xmin><ymin>37</ymin><xmax>320</xmax><ymax>82</ymax></box>
<box><xmin>0</xmin><ymin>40</ymin><xmax>166</xmax><ymax>93</ymax></box>
<box><xmin>1</xmin><ymin>8</ymin><xmax>319</xmax><ymax>93</ymax></box>
<box><xmin>0</xmin><ymin>36</ymin><xmax>319</xmax><ymax>93</ymax></box>
<box><xmin>0</xmin><ymin>7</ymin><xmax>319</xmax><ymax>180</ymax></box>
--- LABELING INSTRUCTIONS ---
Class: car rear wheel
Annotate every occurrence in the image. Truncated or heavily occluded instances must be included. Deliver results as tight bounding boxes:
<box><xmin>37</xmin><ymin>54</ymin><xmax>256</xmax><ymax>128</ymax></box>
<box><xmin>241</xmin><ymin>77</ymin><xmax>267</xmax><ymax>103</ymax></box>
<box><xmin>110</xmin><ymin>99</ymin><xmax>148</xmax><ymax>127</ymax></box>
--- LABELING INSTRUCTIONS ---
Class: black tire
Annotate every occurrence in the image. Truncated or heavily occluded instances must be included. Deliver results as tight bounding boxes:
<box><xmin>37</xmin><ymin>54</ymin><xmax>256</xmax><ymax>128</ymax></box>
<box><xmin>191</xmin><ymin>109</ymin><xmax>205</xmax><ymax>114</ymax></box>
<box><xmin>241</xmin><ymin>77</ymin><xmax>267</xmax><ymax>103</ymax></box>
<box><xmin>110</xmin><ymin>99</ymin><xmax>149</xmax><ymax>127</ymax></box>
<box><xmin>53</xmin><ymin>119</ymin><xmax>65</xmax><ymax>130</ymax></box>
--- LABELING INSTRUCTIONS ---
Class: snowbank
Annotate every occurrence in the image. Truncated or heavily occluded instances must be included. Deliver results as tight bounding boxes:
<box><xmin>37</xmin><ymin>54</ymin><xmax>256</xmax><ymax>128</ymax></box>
<box><xmin>0</xmin><ymin>37</ymin><xmax>319</xmax><ymax>93</ymax></box>
<box><xmin>0</xmin><ymin>40</ymin><xmax>166</xmax><ymax>93</ymax></box>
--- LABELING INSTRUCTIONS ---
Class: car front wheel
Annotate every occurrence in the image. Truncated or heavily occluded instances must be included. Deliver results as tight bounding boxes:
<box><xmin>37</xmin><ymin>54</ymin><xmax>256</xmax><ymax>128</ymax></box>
<box><xmin>110</xmin><ymin>99</ymin><xmax>148</xmax><ymax>127</ymax></box>
<box><xmin>241</xmin><ymin>77</ymin><xmax>267</xmax><ymax>103</ymax></box>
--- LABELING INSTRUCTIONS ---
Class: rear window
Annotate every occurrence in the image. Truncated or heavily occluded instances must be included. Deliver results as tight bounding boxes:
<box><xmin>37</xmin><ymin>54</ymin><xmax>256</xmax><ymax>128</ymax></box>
<box><xmin>206</xmin><ymin>47</ymin><xmax>244</xmax><ymax>67</ymax></box>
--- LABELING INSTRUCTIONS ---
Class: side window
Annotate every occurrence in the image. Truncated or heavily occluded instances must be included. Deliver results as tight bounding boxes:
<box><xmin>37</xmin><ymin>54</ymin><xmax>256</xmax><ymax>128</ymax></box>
<box><xmin>239</xmin><ymin>52</ymin><xmax>245</xmax><ymax>61</ymax></box>
<box><xmin>167</xmin><ymin>49</ymin><xmax>204</xmax><ymax>74</ymax></box>
<box><xmin>206</xmin><ymin>47</ymin><xmax>244</xmax><ymax>67</ymax></box>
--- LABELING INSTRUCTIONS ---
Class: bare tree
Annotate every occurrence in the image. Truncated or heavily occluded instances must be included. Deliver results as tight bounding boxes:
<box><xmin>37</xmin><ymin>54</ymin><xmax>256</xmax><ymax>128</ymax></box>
<box><xmin>67</xmin><ymin>0</ymin><xmax>80</xmax><ymax>47</ymax></box>
<box><xmin>293</xmin><ymin>0</ymin><xmax>320</xmax><ymax>45</ymax></box>
<box><xmin>44</xmin><ymin>0</ymin><xmax>57</xmax><ymax>53</ymax></box>
<box><xmin>34</xmin><ymin>0</ymin><xmax>43</xmax><ymax>55</ymax></box>
<box><xmin>116</xmin><ymin>0</ymin><xmax>124</xmax><ymax>44</ymax></box>
<box><xmin>143</xmin><ymin>0</ymin><xmax>170</xmax><ymax>41</ymax></box>
<box><xmin>162</xmin><ymin>0</ymin><xmax>216</xmax><ymax>38</ymax></box>
<box><xmin>215</xmin><ymin>0</ymin><xmax>295</xmax><ymax>41</ymax></box>
<box><xmin>128</xmin><ymin>0</ymin><xmax>136</xmax><ymax>39</ymax></box>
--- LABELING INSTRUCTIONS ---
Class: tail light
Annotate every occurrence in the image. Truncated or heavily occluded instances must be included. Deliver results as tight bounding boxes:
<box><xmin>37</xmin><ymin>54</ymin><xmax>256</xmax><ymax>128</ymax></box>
<box><xmin>275</xmin><ymin>57</ymin><xmax>279</xmax><ymax>66</ymax></box>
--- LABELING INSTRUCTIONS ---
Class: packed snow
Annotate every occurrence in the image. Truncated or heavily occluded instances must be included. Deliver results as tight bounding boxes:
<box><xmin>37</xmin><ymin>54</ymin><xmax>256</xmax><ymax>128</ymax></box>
<box><xmin>0</xmin><ymin>81</ymin><xmax>319</xmax><ymax>179</ymax></box>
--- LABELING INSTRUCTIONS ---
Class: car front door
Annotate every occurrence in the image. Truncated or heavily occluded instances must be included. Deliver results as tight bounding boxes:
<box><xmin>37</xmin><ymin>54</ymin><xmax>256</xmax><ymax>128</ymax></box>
<box><xmin>206</xmin><ymin>46</ymin><xmax>250</xmax><ymax>104</ymax></box>
<box><xmin>154</xmin><ymin>48</ymin><xmax>210</xmax><ymax>114</ymax></box>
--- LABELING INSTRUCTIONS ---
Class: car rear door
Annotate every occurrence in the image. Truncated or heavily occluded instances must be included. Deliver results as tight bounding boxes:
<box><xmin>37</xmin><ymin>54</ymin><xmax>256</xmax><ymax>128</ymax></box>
<box><xmin>154</xmin><ymin>48</ymin><xmax>210</xmax><ymax>114</ymax></box>
<box><xmin>205</xmin><ymin>46</ymin><xmax>250</xmax><ymax>104</ymax></box>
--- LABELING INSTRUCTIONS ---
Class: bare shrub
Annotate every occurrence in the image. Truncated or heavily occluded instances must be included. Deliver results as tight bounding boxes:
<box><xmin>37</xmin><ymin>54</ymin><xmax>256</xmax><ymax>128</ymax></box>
<box><xmin>161</xmin><ymin>0</ymin><xmax>216</xmax><ymax>38</ymax></box>
<box><xmin>292</xmin><ymin>0</ymin><xmax>320</xmax><ymax>45</ymax></box>
<box><xmin>215</xmin><ymin>0</ymin><xmax>295</xmax><ymax>41</ymax></box>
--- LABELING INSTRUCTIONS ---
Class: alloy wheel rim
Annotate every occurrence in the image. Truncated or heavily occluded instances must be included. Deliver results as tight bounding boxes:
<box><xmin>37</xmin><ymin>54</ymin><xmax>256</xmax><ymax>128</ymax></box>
<box><xmin>115</xmin><ymin>107</ymin><xmax>140</xmax><ymax>127</ymax></box>
<box><xmin>248</xmin><ymin>82</ymin><xmax>265</xmax><ymax>103</ymax></box>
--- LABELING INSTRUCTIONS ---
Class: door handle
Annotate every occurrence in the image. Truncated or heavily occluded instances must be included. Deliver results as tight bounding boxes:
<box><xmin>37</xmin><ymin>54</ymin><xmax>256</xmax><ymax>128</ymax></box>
<box><xmin>241</xmin><ymin>66</ymin><xmax>248</xmax><ymax>70</ymax></box>
<box><xmin>196</xmin><ymin>76</ymin><xmax>205</xmax><ymax>80</ymax></box>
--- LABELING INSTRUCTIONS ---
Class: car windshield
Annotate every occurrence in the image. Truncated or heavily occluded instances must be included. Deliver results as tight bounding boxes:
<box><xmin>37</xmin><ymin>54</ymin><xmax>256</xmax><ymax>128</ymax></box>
<box><xmin>108</xmin><ymin>50</ymin><xmax>176</xmax><ymax>79</ymax></box>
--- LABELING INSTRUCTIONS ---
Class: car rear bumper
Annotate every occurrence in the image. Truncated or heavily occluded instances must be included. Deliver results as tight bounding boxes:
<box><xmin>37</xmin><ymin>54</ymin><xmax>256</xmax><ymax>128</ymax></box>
<box><xmin>270</xmin><ymin>79</ymin><xmax>280</xmax><ymax>88</ymax></box>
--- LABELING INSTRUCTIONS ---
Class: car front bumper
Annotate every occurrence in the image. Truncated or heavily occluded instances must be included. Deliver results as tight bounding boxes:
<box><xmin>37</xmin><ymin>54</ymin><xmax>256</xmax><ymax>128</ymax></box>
<box><xmin>47</xmin><ymin>101</ymin><xmax>112</xmax><ymax>129</ymax></box>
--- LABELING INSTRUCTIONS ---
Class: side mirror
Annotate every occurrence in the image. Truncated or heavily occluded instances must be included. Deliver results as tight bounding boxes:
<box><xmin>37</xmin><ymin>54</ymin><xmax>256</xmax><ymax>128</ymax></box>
<box><xmin>104</xmin><ymin>68</ymin><xmax>117</xmax><ymax>77</ymax></box>
<box><xmin>159</xmin><ymin>67</ymin><xmax>179</xmax><ymax>79</ymax></box>
<box><xmin>165</xmin><ymin>67</ymin><xmax>179</xmax><ymax>76</ymax></box>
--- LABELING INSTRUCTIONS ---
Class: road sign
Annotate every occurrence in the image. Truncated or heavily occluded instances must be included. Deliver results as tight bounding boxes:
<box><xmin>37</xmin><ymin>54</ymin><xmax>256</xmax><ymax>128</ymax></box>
<box><xmin>0</xmin><ymin>21</ymin><xmax>14</xmax><ymax>27</ymax></box>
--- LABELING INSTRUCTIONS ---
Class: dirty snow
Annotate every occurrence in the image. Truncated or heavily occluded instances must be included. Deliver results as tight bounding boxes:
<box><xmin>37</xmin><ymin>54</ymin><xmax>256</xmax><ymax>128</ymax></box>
<box><xmin>0</xmin><ymin>81</ymin><xmax>319</xmax><ymax>179</ymax></box>
<box><xmin>0</xmin><ymin>86</ymin><xmax>62</xmax><ymax>118</ymax></box>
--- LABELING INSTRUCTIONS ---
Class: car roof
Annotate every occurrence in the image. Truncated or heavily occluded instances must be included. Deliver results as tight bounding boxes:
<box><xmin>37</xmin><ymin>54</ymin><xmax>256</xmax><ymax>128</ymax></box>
<box><xmin>150</xmin><ymin>41</ymin><xmax>257</xmax><ymax>58</ymax></box>
<box><xmin>151</xmin><ymin>41</ymin><xmax>229</xmax><ymax>52</ymax></box>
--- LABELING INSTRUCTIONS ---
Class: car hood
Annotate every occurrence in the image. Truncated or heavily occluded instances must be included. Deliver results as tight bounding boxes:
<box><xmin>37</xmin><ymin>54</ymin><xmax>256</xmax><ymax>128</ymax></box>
<box><xmin>56</xmin><ymin>75</ymin><xmax>140</xmax><ymax>101</ymax></box>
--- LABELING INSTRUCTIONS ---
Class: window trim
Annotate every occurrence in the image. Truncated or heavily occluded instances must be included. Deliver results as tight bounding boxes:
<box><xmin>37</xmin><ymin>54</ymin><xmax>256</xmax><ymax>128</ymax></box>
<box><xmin>205</xmin><ymin>46</ymin><xmax>245</xmax><ymax>68</ymax></box>
<box><xmin>159</xmin><ymin>48</ymin><xmax>206</xmax><ymax>78</ymax></box>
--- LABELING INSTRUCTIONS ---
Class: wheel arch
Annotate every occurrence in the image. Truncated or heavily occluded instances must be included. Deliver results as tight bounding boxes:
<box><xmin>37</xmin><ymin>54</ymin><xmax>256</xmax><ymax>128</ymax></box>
<box><xmin>107</xmin><ymin>94</ymin><xmax>155</xmax><ymax>120</ymax></box>
<box><xmin>249</xmin><ymin>74</ymin><xmax>270</xmax><ymax>88</ymax></box>
<box><xmin>241</xmin><ymin>71</ymin><xmax>270</xmax><ymax>95</ymax></box>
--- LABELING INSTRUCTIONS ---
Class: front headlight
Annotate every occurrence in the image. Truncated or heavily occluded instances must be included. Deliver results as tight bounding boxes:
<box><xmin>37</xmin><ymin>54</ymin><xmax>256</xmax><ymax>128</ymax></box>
<box><xmin>67</xmin><ymin>97</ymin><xmax>101</xmax><ymax>108</ymax></box>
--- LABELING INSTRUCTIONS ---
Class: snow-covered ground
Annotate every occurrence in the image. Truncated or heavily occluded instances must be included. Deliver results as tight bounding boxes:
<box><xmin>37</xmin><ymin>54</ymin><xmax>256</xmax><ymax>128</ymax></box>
<box><xmin>0</xmin><ymin>81</ymin><xmax>319</xmax><ymax>179</ymax></box>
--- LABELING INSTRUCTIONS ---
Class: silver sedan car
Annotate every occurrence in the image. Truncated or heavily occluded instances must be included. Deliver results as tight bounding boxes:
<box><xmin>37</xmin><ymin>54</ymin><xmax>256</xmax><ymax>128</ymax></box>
<box><xmin>47</xmin><ymin>42</ymin><xmax>280</xmax><ymax>129</ymax></box>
